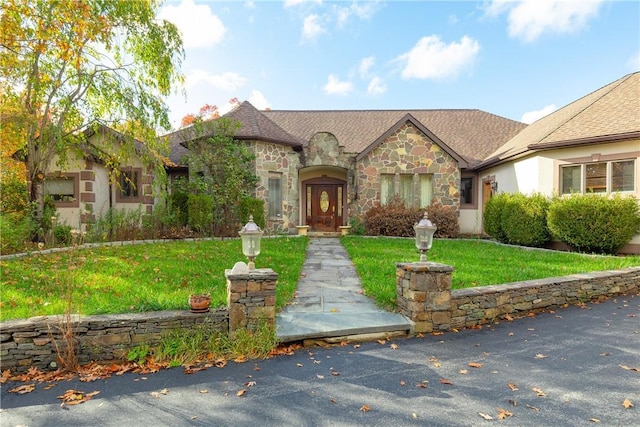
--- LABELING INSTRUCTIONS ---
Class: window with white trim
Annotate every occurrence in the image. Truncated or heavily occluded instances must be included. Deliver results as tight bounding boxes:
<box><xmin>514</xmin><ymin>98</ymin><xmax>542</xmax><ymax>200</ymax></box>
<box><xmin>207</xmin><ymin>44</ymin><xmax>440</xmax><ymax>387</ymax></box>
<box><xmin>381</xmin><ymin>173</ymin><xmax>433</xmax><ymax>207</ymax></box>
<box><xmin>44</xmin><ymin>176</ymin><xmax>76</xmax><ymax>202</ymax></box>
<box><xmin>561</xmin><ymin>160</ymin><xmax>636</xmax><ymax>194</ymax></box>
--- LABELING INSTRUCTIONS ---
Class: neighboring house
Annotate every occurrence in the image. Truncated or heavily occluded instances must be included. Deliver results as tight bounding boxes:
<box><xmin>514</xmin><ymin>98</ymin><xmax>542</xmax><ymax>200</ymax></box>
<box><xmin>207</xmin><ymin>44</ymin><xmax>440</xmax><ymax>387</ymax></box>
<box><xmin>169</xmin><ymin>72</ymin><xmax>639</xmax><ymax>253</ymax></box>
<box><xmin>44</xmin><ymin>125</ymin><xmax>158</xmax><ymax>230</ymax></box>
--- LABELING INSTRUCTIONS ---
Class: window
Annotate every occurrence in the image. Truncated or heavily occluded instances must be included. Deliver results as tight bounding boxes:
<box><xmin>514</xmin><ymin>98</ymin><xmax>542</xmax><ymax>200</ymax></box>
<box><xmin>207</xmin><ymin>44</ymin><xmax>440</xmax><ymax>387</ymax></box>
<box><xmin>44</xmin><ymin>175</ymin><xmax>77</xmax><ymax>204</ymax></box>
<box><xmin>381</xmin><ymin>173</ymin><xmax>433</xmax><ymax>207</ymax></box>
<box><xmin>268</xmin><ymin>175</ymin><xmax>282</xmax><ymax>218</ymax></box>
<box><xmin>561</xmin><ymin>160</ymin><xmax>636</xmax><ymax>194</ymax></box>
<box><xmin>116</xmin><ymin>168</ymin><xmax>142</xmax><ymax>202</ymax></box>
<box><xmin>460</xmin><ymin>177</ymin><xmax>473</xmax><ymax>205</ymax></box>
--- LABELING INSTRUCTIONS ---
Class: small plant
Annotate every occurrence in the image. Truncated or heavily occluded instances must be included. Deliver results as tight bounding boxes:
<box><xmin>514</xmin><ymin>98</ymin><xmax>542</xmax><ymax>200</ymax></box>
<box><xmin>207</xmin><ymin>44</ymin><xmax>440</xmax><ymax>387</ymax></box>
<box><xmin>426</xmin><ymin>202</ymin><xmax>460</xmax><ymax>238</ymax></box>
<box><xmin>483</xmin><ymin>192</ymin><xmax>511</xmax><ymax>242</ymax></box>
<box><xmin>127</xmin><ymin>344</ymin><xmax>150</xmax><ymax>365</ymax></box>
<box><xmin>364</xmin><ymin>195</ymin><xmax>422</xmax><ymax>237</ymax></box>
<box><xmin>348</xmin><ymin>215</ymin><xmax>365</xmax><ymax>235</ymax></box>
<box><xmin>501</xmin><ymin>193</ymin><xmax>550</xmax><ymax>247</ymax></box>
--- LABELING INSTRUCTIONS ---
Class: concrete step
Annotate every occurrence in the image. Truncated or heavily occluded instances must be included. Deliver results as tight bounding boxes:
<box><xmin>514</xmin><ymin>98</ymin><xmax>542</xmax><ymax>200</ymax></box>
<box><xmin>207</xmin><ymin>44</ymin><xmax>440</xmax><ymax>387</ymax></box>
<box><xmin>276</xmin><ymin>312</ymin><xmax>413</xmax><ymax>343</ymax></box>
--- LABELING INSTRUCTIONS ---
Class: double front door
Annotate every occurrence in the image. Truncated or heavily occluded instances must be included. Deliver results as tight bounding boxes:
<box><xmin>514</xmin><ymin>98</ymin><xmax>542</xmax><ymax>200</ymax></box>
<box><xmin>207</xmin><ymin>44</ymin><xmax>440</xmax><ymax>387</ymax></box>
<box><xmin>306</xmin><ymin>183</ymin><xmax>343</xmax><ymax>232</ymax></box>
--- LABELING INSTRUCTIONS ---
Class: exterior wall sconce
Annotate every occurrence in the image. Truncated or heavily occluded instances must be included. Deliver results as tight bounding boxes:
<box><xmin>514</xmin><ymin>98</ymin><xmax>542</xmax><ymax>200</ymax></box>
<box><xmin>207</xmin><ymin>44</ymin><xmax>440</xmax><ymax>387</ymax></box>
<box><xmin>239</xmin><ymin>215</ymin><xmax>264</xmax><ymax>270</ymax></box>
<box><xmin>413</xmin><ymin>211</ymin><xmax>437</xmax><ymax>262</ymax></box>
<box><xmin>491</xmin><ymin>181</ymin><xmax>498</xmax><ymax>193</ymax></box>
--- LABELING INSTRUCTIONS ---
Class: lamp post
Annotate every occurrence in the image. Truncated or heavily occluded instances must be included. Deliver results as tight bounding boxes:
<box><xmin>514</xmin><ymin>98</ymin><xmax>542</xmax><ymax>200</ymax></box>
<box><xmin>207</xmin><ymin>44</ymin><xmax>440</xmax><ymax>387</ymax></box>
<box><xmin>414</xmin><ymin>211</ymin><xmax>437</xmax><ymax>262</ymax></box>
<box><xmin>239</xmin><ymin>215</ymin><xmax>264</xmax><ymax>270</ymax></box>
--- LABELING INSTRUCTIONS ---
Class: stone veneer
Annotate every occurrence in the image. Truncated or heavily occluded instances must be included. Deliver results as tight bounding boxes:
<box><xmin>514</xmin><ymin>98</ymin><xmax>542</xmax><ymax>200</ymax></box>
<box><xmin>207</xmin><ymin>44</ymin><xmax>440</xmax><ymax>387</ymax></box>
<box><xmin>397</xmin><ymin>263</ymin><xmax>640</xmax><ymax>333</ymax></box>
<box><xmin>0</xmin><ymin>310</ymin><xmax>228</xmax><ymax>373</ymax></box>
<box><xmin>356</xmin><ymin>122</ymin><xmax>460</xmax><ymax>213</ymax></box>
<box><xmin>253</xmin><ymin>140</ymin><xmax>302</xmax><ymax>234</ymax></box>
<box><xmin>226</xmin><ymin>268</ymin><xmax>278</xmax><ymax>336</ymax></box>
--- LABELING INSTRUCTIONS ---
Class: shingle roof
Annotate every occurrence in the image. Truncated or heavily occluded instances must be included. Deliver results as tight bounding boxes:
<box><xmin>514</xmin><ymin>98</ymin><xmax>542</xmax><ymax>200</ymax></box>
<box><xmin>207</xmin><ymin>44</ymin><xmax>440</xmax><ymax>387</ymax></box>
<box><xmin>481</xmin><ymin>72</ymin><xmax>640</xmax><ymax>167</ymax></box>
<box><xmin>263</xmin><ymin>109</ymin><xmax>526</xmax><ymax>167</ymax></box>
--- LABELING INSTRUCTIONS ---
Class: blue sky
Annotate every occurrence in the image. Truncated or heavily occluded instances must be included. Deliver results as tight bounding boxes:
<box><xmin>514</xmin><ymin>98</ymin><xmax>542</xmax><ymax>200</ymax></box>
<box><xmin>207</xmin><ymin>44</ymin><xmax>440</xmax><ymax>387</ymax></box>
<box><xmin>158</xmin><ymin>0</ymin><xmax>640</xmax><ymax>129</ymax></box>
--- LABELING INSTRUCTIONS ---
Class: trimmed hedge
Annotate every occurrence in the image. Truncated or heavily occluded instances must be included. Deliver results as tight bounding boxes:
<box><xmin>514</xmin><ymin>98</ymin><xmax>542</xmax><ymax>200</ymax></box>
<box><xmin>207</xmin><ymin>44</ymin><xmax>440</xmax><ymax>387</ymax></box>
<box><xmin>483</xmin><ymin>192</ymin><xmax>511</xmax><ymax>243</ymax></box>
<box><xmin>548</xmin><ymin>194</ymin><xmax>640</xmax><ymax>254</ymax></box>
<box><xmin>501</xmin><ymin>193</ymin><xmax>551</xmax><ymax>247</ymax></box>
<box><xmin>239</xmin><ymin>197</ymin><xmax>266</xmax><ymax>229</ymax></box>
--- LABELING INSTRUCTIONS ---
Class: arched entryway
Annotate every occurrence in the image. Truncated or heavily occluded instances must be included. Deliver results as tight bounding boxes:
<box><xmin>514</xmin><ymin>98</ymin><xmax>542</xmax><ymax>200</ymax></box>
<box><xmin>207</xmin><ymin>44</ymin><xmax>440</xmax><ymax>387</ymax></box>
<box><xmin>301</xmin><ymin>176</ymin><xmax>347</xmax><ymax>232</ymax></box>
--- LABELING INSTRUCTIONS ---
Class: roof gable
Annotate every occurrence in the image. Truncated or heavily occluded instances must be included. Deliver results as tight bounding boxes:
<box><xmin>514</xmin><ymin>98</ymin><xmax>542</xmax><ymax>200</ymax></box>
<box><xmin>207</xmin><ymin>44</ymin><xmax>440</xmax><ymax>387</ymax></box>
<box><xmin>481</xmin><ymin>72</ymin><xmax>640</xmax><ymax>168</ymax></box>
<box><xmin>223</xmin><ymin>101</ymin><xmax>304</xmax><ymax>147</ymax></box>
<box><xmin>355</xmin><ymin>113</ymin><xmax>468</xmax><ymax>167</ymax></box>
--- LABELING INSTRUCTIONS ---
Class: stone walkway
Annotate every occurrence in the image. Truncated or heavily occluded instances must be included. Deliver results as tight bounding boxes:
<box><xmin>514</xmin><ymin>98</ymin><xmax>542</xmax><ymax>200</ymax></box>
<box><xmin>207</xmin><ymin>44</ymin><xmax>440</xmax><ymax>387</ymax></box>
<box><xmin>276</xmin><ymin>238</ymin><xmax>412</xmax><ymax>342</ymax></box>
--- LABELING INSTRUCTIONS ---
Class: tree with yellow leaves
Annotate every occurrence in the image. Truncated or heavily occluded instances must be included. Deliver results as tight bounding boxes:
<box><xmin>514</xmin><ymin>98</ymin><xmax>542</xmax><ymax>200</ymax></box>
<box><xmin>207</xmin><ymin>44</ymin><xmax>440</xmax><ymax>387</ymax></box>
<box><xmin>0</xmin><ymin>0</ymin><xmax>185</xmax><ymax>221</ymax></box>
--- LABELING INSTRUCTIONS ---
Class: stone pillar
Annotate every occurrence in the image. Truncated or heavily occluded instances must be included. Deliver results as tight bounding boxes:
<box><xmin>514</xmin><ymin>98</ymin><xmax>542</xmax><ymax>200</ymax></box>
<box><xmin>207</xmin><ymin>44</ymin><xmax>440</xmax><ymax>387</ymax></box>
<box><xmin>226</xmin><ymin>265</ymin><xmax>277</xmax><ymax>336</ymax></box>
<box><xmin>396</xmin><ymin>262</ymin><xmax>454</xmax><ymax>333</ymax></box>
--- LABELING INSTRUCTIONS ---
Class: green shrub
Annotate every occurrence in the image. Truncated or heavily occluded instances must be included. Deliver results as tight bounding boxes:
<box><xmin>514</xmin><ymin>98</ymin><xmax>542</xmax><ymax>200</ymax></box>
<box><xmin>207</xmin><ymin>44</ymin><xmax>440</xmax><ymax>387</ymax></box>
<box><xmin>85</xmin><ymin>207</ymin><xmax>144</xmax><ymax>242</ymax></box>
<box><xmin>548</xmin><ymin>194</ymin><xmax>640</xmax><ymax>254</ymax></box>
<box><xmin>0</xmin><ymin>179</ymin><xmax>28</xmax><ymax>215</ymax></box>
<box><xmin>0</xmin><ymin>212</ymin><xmax>35</xmax><ymax>254</ymax></box>
<box><xmin>168</xmin><ymin>191</ymin><xmax>189</xmax><ymax>227</ymax></box>
<box><xmin>364</xmin><ymin>196</ymin><xmax>422</xmax><ymax>237</ymax></box>
<box><xmin>239</xmin><ymin>197</ymin><xmax>266</xmax><ymax>229</ymax></box>
<box><xmin>501</xmin><ymin>193</ymin><xmax>551</xmax><ymax>247</ymax></box>
<box><xmin>426</xmin><ymin>203</ymin><xmax>459</xmax><ymax>238</ymax></box>
<box><xmin>483</xmin><ymin>192</ymin><xmax>511</xmax><ymax>242</ymax></box>
<box><xmin>187</xmin><ymin>194</ymin><xmax>214</xmax><ymax>233</ymax></box>
<box><xmin>348</xmin><ymin>215</ymin><xmax>365</xmax><ymax>235</ymax></box>
<box><xmin>53</xmin><ymin>224</ymin><xmax>73</xmax><ymax>245</ymax></box>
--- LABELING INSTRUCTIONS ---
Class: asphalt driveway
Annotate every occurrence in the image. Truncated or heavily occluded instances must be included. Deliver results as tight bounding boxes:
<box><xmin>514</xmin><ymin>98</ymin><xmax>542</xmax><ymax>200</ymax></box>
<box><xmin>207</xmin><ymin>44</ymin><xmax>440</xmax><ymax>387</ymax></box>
<box><xmin>2</xmin><ymin>294</ymin><xmax>638</xmax><ymax>426</ymax></box>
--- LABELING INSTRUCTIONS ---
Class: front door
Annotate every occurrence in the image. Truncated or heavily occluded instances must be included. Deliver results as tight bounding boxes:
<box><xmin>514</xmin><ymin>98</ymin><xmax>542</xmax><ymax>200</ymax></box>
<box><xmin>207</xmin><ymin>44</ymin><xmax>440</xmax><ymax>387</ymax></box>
<box><xmin>307</xmin><ymin>184</ymin><xmax>341</xmax><ymax>232</ymax></box>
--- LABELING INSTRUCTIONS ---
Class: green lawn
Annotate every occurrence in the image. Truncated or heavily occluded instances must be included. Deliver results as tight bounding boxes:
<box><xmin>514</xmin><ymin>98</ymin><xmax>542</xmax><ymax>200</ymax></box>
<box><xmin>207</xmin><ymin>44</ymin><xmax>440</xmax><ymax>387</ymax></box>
<box><xmin>0</xmin><ymin>237</ymin><xmax>308</xmax><ymax>321</ymax></box>
<box><xmin>2</xmin><ymin>236</ymin><xmax>638</xmax><ymax>321</ymax></box>
<box><xmin>342</xmin><ymin>236</ymin><xmax>640</xmax><ymax>310</ymax></box>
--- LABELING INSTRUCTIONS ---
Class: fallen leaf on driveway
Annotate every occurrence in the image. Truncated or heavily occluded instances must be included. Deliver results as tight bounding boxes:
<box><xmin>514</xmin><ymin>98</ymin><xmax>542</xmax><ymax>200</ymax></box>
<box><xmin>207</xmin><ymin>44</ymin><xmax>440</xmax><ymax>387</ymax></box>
<box><xmin>468</xmin><ymin>362</ymin><xmax>483</xmax><ymax>368</ymax></box>
<box><xmin>377</xmin><ymin>340</ymin><xmax>386</xmax><ymax>345</ymax></box>
<box><xmin>58</xmin><ymin>390</ymin><xmax>100</xmax><ymax>406</ymax></box>
<box><xmin>237</xmin><ymin>389</ymin><xmax>246</xmax><ymax>397</ymax></box>
<box><xmin>198</xmin><ymin>390</ymin><xmax>208</xmax><ymax>394</ymax></box>
<box><xmin>478</xmin><ymin>412</ymin><xmax>493</xmax><ymax>420</ymax></box>
<box><xmin>526</xmin><ymin>404</ymin><xmax>540</xmax><ymax>411</ymax></box>
<box><xmin>622</xmin><ymin>398</ymin><xmax>634</xmax><ymax>409</ymax></box>
<box><xmin>390</xmin><ymin>343</ymin><xmax>399</xmax><ymax>350</ymax></box>
<box><xmin>459</xmin><ymin>369</ymin><xmax>468</xmax><ymax>375</ymax></box>
<box><xmin>589</xmin><ymin>418</ymin><xmax>601</xmax><ymax>423</ymax></box>
<box><xmin>532</xmin><ymin>387</ymin><xmax>546</xmax><ymax>397</ymax></box>
<box><xmin>507</xmin><ymin>383</ymin><xmax>518</xmax><ymax>391</ymax></box>
<box><xmin>8</xmin><ymin>384</ymin><xmax>35</xmax><ymax>394</ymax></box>
<box><xmin>497</xmin><ymin>408</ymin><xmax>513</xmax><ymax>419</ymax></box>
<box><xmin>439</xmin><ymin>378</ymin><xmax>453</xmax><ymax>385</ymax></box>
<box><xmin>620</xmin><ymin>364</ymin><xmax>640</xmax><ymax>372</ymax></box>
<box><xmin>360</xmin><ymin>404</ymin><xmax>370</xmax><ymax>412</ymax></box>
<box><xmin>535</xmin><ymin>354</ymin><xmax>548</xmax><ymax>359</ymax></box>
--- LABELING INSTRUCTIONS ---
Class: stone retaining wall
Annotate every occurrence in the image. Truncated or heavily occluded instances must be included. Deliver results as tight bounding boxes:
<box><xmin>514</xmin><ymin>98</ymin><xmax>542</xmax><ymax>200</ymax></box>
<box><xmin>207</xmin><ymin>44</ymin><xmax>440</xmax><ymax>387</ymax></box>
<box><xmin>450</xmin><ymin>268</ymin><xmax>640</xmax><ymax>329</ymax></box>
<box><xmin>397</xmin><ymin>263</ymin><xmax>640</xmax><ymax>333</ymax></box>
<box><xmin>1</xmin><ymin>310</ymin><xmax>228</xmax><ymax>373</ymax></box>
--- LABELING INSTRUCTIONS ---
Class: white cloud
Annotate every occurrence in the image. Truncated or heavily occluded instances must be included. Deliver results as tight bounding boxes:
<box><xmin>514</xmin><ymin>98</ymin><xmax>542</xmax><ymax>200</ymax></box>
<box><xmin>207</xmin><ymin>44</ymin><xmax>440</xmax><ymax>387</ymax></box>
<box><xmin>333</xmin><ymin>1</ymin><xmax>380</xmax><ymax>27</ymax></box>
<box><xmin>359</xmin><ymin>56</ymin><xmax>375</xmax><ymax>78</ymax></box>
<box><xmin>249</xmin><ymin>90</ymin><xmax>271</xmax><ymax>110</ymax></box>
<box><xmin>521</xmin><ymin>104</ymin><xmax>557</xmax><ymax>124</ymax></box>
<box><xmin>284</xmin><ymin>0</ymin><xmax>322</xmax><ymax>8</ymax></box>
<box><xmin>398</xmin><ymin>35</ymin><xmax>480</xmax><ymax>80</ymax></box>
<box><xmin>324</xmin><ymin>74</ymin><xmax>353</xmax><ymax>95</ymax></box>
<box><xmin>244</xmin><ymin>1</ymin><xmax>255</xmax><ymax>9</ymax></box>
<box><xmin>484</xmin><ymin>0</ymin><xmax>603</xmax><ymax>42</ymax></box>
<box><xmin>186</xmin><ymin>70</ymin><xmax>246</xmax><ymax>91</ymax></box>
<box><xmin>628</xmin><ymin>51</ymin><xmax>640</xmax><ymax>71</ymax></box>
<box><xmin>367</xmin><ymin>77</ymin><xmax>386</xmax><ymax>96</ymax></box>
<box><xmin>302</xmin><ymin>14</ymin><xmax>326</xmax><ymax>42</ymax></box>
<box><xmin>158</xmin><ymin>0</ymin><xmax>226</xmax><ymax>49</ymax></box>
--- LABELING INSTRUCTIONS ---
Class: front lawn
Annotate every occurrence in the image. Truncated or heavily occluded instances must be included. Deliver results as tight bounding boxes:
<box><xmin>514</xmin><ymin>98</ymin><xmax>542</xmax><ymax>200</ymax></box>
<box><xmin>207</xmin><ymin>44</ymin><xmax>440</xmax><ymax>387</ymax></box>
<box><xmin>0</xmin><ymin>237</ymin><xmax>308</xmax><ymax>321</ymax></box>
<box><xmin>342</xmin><ymin>236</ymin><xmax>640</xmax><ymax>310</ymax></box>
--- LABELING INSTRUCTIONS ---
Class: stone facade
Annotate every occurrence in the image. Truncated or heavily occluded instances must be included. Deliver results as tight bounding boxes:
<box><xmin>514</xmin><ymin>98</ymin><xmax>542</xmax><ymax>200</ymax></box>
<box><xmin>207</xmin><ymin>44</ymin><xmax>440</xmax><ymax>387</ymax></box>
<box><xmin>355</xmin><ymin>123</ymin><xmax>460</xmax><ymax>214</ymax></box>
<box><xmin>396</xmin><ymin>263</ymin><xmax>640</xmax><ymax>333</ymax></box>
<box><xmin>226</xmin><ymin>268</ymin><xmax>278</xmax><ymax>336</ymax></box>
<box><xmin>0</xmin><ymin>310</ymin><xmax>228</xmax><ymax>372</ymax></box>
<box><xmin>396</xmin><ymin>262</ymin><xmax>455</xmax><ymax>333</ymax></box>
<box><xmin>253</xmin><ymin>141</ymin><xmax>302</xmax><ymax>234</ymax></box>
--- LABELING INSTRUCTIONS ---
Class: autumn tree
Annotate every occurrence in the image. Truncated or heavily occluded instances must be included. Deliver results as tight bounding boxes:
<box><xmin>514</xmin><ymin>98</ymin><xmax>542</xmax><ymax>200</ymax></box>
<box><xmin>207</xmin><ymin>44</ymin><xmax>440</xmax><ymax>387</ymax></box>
<box><xmin>174</xmin><ymin>101</ymin><xmax>258</xmax><ymax>235</ymax></box>
<box><xmin>0</xmin><ymin>0</ymin><xmax>185</xmax><ymax>221</ymax></box>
